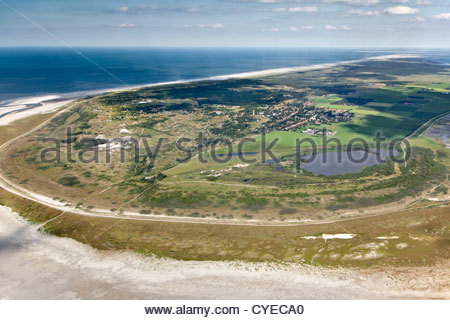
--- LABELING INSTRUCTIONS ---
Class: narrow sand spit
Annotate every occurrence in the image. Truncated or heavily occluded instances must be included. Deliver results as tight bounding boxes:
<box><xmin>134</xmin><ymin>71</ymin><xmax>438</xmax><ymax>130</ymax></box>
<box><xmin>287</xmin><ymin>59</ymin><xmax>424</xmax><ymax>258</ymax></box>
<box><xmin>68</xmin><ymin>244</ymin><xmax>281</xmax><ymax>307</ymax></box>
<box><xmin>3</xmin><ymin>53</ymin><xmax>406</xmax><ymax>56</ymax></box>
<box><xmin>0</xmin><ymin>95</ymin><xmax>74</xmax><ymax>126</ymax></box>
<box><xmin>4</xmin><ymin>54</ymin><xmax>448</xmax><ymax>299</ymax></box>
<box><xmin>0</xmin><ymin>54</ymin><xmax>417</xmax><ymax>127</ymax></box>
<box><xmin>0</xmin><ymin>206</ymin><xmax>448</xmax><ymax>299</ymax></box>
<box><xmin>303</xmin><ymin>234</ymin><xmax>356</xmax><ymax>240</ymax></box>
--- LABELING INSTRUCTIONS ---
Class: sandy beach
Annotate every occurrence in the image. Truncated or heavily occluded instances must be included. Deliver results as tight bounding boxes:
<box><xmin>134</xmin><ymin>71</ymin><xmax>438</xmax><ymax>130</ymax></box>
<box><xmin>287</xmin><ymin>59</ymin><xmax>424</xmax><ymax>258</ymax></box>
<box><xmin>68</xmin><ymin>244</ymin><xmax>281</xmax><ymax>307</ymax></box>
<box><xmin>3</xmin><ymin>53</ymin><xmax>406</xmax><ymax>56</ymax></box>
<box><xmin>0</xmin><ymin>95</ymin><xmax>74</xmax><ymax>126</ymax></box>
<box><xmin>0</xmin><ymin>54</ymin><xmax>440</xmax><ymax>228</ymax></box>
<box><xmin>3</xmin><ymin>204</ymin><xmax>447</xmax><ymax>300</ymax></box>
<box><xmin>3</xmin><ymin>53</ymin><xmax>448</xmax><ymax>300</ymax></box>
<box><xmin>0</xmin><ymin>54</ymin><xmax>417</xmax><ymax>127</ymax></box>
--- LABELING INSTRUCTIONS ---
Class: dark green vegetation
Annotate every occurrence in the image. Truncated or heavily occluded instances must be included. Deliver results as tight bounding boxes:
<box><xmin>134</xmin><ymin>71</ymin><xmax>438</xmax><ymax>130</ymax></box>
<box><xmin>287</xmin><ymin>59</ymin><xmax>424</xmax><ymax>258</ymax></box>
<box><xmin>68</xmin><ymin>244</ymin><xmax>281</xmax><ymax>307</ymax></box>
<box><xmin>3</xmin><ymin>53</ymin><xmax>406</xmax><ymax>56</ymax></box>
<box><xmin>0</xmin><ymin>186</ymin><xmax>449</xmax><ymax>267</ymax></box>
<box><xmin>1</xmin><ymin>58</ymin><xmax>449</xmax><ymax>221</ymax></box>
<box><xmin>57</xmin><ymin>176</ymin><xmax>81</xmax><ymax>187</ymax></box>
<box><xmin>0</xmin><ymin>58</ymin><xmax>449</xmax><ymax>268</ymax></box>
<box><xmin>100</xmin><ymin>79</ymin><xmax>300</xmax><ymax>110</ymax></box>
<box><xmin>98</xmin><ymin>59</ymin><xmax>450</xmax><ymax>142</ymax></box>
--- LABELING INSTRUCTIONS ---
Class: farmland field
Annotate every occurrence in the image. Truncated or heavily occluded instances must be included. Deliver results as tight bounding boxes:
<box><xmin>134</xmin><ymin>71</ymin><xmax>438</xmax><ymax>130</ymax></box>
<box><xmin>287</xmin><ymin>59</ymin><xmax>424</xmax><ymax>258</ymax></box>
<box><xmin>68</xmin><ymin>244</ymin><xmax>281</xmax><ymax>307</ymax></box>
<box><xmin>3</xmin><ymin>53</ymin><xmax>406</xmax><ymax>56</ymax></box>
<box><xmin>0</xmin><ymin>58</ymin><xmax>448</xmax><ymax>232</ymax></box>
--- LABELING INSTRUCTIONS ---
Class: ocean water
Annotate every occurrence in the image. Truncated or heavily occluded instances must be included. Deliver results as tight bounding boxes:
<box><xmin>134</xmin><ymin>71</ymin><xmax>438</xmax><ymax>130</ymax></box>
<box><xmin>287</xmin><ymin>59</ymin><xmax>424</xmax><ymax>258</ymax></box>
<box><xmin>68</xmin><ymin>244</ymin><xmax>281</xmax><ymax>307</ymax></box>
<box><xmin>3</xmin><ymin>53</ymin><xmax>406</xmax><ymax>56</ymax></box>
<box><xmin>1</xmin><ymin>47</ymin><xmax>449</xmax><ymax>104</ymax></box>
<box><xmin>2</xmin><ymin>47</ymin><xmax>449</xmax><ymax>104</ymax></box>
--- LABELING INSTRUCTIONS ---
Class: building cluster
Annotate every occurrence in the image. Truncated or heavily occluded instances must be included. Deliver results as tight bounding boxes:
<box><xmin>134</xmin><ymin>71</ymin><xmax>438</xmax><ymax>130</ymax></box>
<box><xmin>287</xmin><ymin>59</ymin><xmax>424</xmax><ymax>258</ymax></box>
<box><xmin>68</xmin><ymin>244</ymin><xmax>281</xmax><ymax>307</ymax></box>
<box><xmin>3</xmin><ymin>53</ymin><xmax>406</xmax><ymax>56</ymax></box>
<box><xmin>258</xmin><ymin>102</ymin><xmax>353</xmax><ymax>133</ymax></box>
<box><xmin>301</xmin><ymin>128</ymin><xmax>336</xmax><ymax>136</ymax></box>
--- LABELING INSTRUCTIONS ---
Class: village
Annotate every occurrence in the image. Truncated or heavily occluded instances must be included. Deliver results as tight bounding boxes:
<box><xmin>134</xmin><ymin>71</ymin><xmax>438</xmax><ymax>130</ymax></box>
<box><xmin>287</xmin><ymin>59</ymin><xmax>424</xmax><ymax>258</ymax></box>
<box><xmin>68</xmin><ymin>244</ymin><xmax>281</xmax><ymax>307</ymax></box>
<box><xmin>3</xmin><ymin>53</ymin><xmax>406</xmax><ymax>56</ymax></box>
<box><xmin>178</xmin><ymin>98</ymin><xmax>355</xmax><ymax>137</ymax></box>
<box><xmin>255</xmin><ymin>100</ymin><xmax>353</xmax><ymax>133</ymax></box>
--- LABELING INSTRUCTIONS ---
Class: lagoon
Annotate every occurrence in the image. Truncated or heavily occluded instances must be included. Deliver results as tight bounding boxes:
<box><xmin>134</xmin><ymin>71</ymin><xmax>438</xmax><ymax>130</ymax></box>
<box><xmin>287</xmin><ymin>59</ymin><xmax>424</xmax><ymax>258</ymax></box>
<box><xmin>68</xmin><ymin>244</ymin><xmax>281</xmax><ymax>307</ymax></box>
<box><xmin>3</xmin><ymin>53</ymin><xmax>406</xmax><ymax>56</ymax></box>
<box><xmin>301</xmin><ymin>149</ymin><xmax>397</xmax><ymax>176</ymax></box>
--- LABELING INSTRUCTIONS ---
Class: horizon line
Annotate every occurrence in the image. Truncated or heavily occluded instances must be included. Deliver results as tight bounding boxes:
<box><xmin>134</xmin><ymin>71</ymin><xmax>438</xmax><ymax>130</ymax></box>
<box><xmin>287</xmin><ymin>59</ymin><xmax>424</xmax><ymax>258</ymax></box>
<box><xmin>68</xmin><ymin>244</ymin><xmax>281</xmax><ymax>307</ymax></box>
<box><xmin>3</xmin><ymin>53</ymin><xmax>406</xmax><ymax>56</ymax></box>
<box><xmin>0</xmin><ymin>45</ymin><xmax>450</xmax><ymax>49</ymax></box>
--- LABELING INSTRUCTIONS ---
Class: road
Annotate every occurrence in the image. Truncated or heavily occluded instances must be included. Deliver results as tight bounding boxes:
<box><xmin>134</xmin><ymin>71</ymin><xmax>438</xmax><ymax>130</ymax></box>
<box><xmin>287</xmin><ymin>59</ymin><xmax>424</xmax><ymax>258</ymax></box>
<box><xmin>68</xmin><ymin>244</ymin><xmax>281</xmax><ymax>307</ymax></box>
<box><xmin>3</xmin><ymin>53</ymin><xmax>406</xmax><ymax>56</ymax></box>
<box><xmin>0</xmin><ymin>94</ymin><xmax>448</xmax><ymax>228</ymax></box>
<box><xmin>0</xmin><ymin>91</ymin><xmax>448</xmax><ymax>300</ymax></box>
<box><xmin>0</xmin><ymin>205</ymin><xmax>424</xmax><ymax>299</ymax></box>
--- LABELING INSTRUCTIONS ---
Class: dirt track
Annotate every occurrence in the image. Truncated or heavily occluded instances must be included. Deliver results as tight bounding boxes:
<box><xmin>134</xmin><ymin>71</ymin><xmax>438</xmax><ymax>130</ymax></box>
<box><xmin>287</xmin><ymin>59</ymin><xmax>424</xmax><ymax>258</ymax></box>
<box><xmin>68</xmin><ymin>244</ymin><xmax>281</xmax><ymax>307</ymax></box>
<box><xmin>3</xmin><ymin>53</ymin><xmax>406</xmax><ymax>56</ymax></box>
<box><xmin>2</xmin><ymin>205</ymin><xmax>448</xmax><ymax>299</ymax></box>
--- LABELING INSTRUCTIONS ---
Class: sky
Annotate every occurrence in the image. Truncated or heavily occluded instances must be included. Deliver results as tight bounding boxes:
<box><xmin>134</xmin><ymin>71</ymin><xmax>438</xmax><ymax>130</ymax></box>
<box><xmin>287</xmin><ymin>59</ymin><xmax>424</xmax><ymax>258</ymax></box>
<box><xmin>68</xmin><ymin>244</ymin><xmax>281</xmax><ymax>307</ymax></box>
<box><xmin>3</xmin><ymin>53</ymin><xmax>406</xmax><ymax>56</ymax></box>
<box><xmin>0</xmin><ymin>0</ymin><xmax>449</xmax><ymax>47</ymax></box>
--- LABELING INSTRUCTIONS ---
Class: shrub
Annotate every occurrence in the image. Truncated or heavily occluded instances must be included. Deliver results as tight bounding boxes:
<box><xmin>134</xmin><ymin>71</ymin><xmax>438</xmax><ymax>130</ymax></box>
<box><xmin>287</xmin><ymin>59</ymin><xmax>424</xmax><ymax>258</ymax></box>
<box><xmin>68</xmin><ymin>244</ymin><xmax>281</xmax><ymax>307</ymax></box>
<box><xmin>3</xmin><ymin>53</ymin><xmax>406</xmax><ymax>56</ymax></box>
<box><xmin>189</xmin><ymin>212</ymin><xmax>201</xmax><ymax>217</ymax></box>
<box><xmin>279</xmin><ymin>207</ymin><xmax>298</xmax><ymax>215</ymax></box>
<box><xmin>57</xmin><ymin>176</ymin><xmax>80</xmax><ymax>187</ymax></box>
<box><xmin>236</xmin><ymin>195</ymin><xmax>268</xmax><ymax>211</ymax></box>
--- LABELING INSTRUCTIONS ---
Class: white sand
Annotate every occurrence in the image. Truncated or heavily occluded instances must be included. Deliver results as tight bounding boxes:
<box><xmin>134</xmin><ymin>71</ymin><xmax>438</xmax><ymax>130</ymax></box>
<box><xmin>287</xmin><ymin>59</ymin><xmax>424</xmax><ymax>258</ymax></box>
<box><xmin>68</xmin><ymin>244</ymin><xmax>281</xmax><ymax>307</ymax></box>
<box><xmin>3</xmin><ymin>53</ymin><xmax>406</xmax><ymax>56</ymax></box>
<box><xmin>303</xmin><ymin>234</ymin><xmax>356</xmax><ymax>240</ymax></box>
<box><xmin>3</xmin><ymin>54</ymin><xmax>447</xmax><ymax>299</ymax></box>
<box><xmin>0</xmin><ymin>205</ymin><xmax>394</xmax><ymax>299</ymax></box>
<box><xmin>376</xmin><ymin>236</ymin><xmax>399</xmax><ymax>240</ymax></box>
<box><xmin>6</xmin><ymin>94</ymin><xmax>61</xmax><ymax>105</ymax></box>
<box><xmin>209</xmin><ymin>54</ymin><xmax>418</xmax><ymax>80</ymax></box>
<box><xmin>0</xmin><ymin>54</ymin><xmax>417</xmax><ymax>127</ymax></box>
<box><xmin>0</xmin><ymin>95</ymin><xmax>74</xmax><ymax>126</ymax></box>
<box><xmin>0</xmin><ymin>54</ymin><xmax>425</xmax><ymax>227</ymax></box>
<box><xmin>1</xmin><ymin>205</ymin><xmax>448</xmax><ymax>299</ymax></box>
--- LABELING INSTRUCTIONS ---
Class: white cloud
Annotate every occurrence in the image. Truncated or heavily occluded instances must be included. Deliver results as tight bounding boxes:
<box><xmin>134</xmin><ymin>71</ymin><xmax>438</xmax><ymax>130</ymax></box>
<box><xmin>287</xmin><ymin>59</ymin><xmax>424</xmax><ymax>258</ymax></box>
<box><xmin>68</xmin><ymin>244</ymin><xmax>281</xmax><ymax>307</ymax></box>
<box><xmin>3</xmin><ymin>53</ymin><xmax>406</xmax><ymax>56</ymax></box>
<box><xmin>270</xmin><ymin>27</ymin><xmax>280</xmax><ymax>31</ymax></box>
<box><xmin>211</xmin><ymin>23</ymin><xmax>224</xmax><ymax>29</ymax></box>
<box><xmin>242</xmin><ymin>0</ymin><xmax>279</xmax><ymax>2</ymax></box>
<box><xmin>288</xmin><ymin>6</ymin><xmax>318</xmax><ymax>13</ymax></box>
<box><xmin>119</xmin><ymin>23</ymin><xmax>136</xmax><ymax>28</ymax></box>
<box><xmin>415</xmin><ymin>16</ymin><xmax>425</xmax><ymax>22</ymax></box>
<box><xmin>325</xmin><ymin>25</ymin><xmax>350</xmax><ymax>30</ymax></box>
<box><xmin>325</xmin><ymin>0</ymin><xmax>379</xmax><ymax>5</ymax></box>
<box><xmin>114</xmin><ymin>5</ymin><xmax>158</xmax><ymax>14</ymax></box>
<box><xmin>391</xmin><ymin>0</ymin><xmax>409</xmax><ymax>4</ymax></box>
<box><xmin>186</xmin><ymin>8</ymin><xmax>203</xmax><ymax>13</ymax></box>
<box><xmin>272</xmin><ymin>6</ymin><xmax>318</xmax><ymax>13</ymax></box>
<box><xmin>290</xmin><ymin>26</ymin><xmax>314</xmax><ymax>32</ymax></box>
<box><xmin>349</xmin><ymin>9</ymin><xmax>380</xmax><ymax>16</ymax></box>
<box><xmin>432</xmin><ymin>13</ymin><xmax>450</xmax><ymax>20</ymax></box>
<box><xmin>113</xmin><ymin>5</ymin><xmax>202</xmax><ymax>15</ymax></box>
<box><xmin>415</xmin><ymin>0</ymin><xmax>430</xmax><ymax>5</ymax></box>
<box><xmin>185</xmin><ymin>24</ymin><xmax>225</xmax><ymax>29</ymax></box>
<box><xmin>384</xmin><ymin>6</ymin><xmax>420</xmax><ymax>15</ymax></box>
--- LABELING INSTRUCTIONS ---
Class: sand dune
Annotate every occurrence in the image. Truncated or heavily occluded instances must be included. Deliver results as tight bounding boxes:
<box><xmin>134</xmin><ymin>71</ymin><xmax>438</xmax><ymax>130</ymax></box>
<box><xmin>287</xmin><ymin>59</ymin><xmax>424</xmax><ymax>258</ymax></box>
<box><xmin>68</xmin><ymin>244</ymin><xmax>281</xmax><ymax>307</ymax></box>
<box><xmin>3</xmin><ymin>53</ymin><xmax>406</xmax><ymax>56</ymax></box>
<box><xmin>1</xmin><ymin>205</ymin><xmax>448</xmax><ymax>299</ymax></box>
<box><xmin>3</xmin><ymin>53</ymin><xmax>446</xmax><ymax>300</ymax></box>
<box><xmin>0</xmin><ymin>54</ymin><xmax>417</xmax><ymax>127</ymax></box>
<box><xmin>0</xmin><ymin>205</ymin><xmax>390</xmax><ymax>299</ymax></box>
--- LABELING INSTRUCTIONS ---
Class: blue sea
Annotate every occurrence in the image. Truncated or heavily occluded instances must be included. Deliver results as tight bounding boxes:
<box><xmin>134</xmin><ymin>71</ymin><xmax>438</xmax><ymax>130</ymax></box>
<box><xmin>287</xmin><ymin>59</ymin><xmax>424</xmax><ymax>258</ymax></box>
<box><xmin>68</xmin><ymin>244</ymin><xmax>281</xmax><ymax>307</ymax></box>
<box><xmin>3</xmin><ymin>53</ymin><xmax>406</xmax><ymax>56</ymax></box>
<box><xmin>0</xmin><ymin>47</ymin><xmax>449</xmax><ymax>103</ymax></box>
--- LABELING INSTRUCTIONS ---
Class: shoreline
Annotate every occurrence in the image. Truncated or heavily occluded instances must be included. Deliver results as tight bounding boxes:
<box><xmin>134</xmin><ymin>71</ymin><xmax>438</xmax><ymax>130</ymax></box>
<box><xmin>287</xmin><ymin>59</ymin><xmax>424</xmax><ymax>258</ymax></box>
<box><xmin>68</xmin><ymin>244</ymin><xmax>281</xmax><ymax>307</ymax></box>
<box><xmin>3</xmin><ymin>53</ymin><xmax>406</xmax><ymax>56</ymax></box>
<box><xmin>0</xmin><ymin>53</ymin><xmax>418</xmax><ymax>126</ymax></box>
<box><xmin>0</xmin><ymin>53</ymin><xmax>449</xmax><ymax>299</ymax></box>
<box><xmin>1</xmin><ymin>53</ymin><xmax>446</xmax><ymax>227</ymax></box>
<box><xmin>1</xmin><ymin>204</ymin><xmax>448</xmax><ymax>299</ymax></box>
<box><xmin>0</xmin><ymin>205</ymin><xmax>383</xmax><ymax>299</ymax></box>
<box><xmin>1</xmin><ymin>108</ymin><xmax>447</xmax><ymax>227</ymax></box>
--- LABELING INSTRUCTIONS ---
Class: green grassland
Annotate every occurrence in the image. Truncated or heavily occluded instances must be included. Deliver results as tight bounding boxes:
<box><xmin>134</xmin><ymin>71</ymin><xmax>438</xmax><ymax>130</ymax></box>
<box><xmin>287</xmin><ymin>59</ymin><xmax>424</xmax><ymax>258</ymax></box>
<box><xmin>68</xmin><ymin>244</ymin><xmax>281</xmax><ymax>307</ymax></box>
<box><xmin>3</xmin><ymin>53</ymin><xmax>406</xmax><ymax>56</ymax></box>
<box><xmin>0</xmin><ymin>185</ymin><xmax>449</xmax><ymax>267</ymax></box>
<box><xmin>1</xmin><ymin>58</ymin><xmax>449</xmax><ymax>221</ymax></box>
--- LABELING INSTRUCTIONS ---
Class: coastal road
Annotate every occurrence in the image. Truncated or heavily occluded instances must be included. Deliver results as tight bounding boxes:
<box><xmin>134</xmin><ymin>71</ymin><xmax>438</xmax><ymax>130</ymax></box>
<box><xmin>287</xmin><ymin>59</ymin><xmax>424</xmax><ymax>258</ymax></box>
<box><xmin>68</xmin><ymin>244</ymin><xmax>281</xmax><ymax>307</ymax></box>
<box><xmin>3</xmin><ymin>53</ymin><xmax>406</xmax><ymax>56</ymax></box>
<box><xmin>0</xmin><ymin>93</ymin><xmax>448</xmax><ymax>228</ymax></box>
<box><xmin>0</xmin><ymin>205</ymin><xmax>423</xmax><ymax>299</ymax></box>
